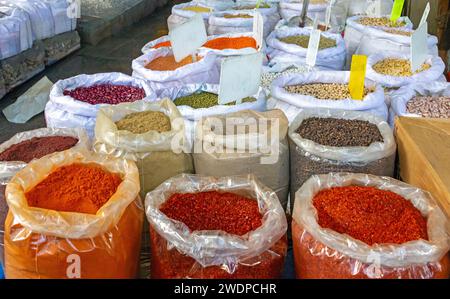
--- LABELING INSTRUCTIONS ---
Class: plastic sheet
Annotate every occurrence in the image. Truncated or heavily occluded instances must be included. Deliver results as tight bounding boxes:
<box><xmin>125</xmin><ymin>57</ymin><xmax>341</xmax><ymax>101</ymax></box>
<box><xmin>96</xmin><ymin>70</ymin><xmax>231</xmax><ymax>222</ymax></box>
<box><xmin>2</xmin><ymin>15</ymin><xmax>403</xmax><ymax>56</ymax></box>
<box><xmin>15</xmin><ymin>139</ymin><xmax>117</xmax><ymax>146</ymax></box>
<box><xmin>366</xmin><ymin>52</ymin><xmax>446</xmax><ymax>88</ymax></box>
<box><xmin>132</xmin><ymin>48</ymin><xmax>220</xmax><ymax>91</ymax></box>
<box><xmin>45</xmin><ymin>72</ymin><xmax>155</xmax><ymax>137</ymax></box>
<box><xmin>288</xmin><ymin>109</ymin><xmax>396</xmax><ymax>212</ymax></box>
<box><xmin>347</xmin><ymin>0</ymin><xmax>393</xmax><ymax>17</ymax></box>
<box><xmin>4</xmin><ymin>149</ymin><xmax>143</xmax><ymax>278</ymax></box>
<box><xmin>0</xmin><ymin>5</ymin><xmax>33</xmax><ymax>60</ymax></box>
<box><xmin>266</xmin><ymin>27</ymin><xmax>346</xmax><ymax>70</ymax></box>
<box><xmin>292</xmin><ymin>172</ymin><xmax>450</xmax><ymax>279</ymax></box>
<box><xmin>193</xmin><ymin>109</ymin><xmax>290</xmax><ymax>210</ymax></box>
<box><xmin>145</xmin><ymin>174</ymin><xmax>288</xmax><ymax>278</ymax></box>
<box><xmin>278</xmin><ymin>0</ymin><xmax>328</xmax><ymax>23</ymax></box>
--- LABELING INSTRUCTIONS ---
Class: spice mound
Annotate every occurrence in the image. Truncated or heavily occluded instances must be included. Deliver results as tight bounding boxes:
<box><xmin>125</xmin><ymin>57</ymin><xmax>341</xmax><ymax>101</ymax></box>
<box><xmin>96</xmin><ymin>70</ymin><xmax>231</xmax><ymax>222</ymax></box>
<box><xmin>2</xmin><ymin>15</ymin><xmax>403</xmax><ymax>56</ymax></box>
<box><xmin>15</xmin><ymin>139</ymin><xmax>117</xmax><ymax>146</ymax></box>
<box><xmin>64</xmin><ymin>84</ymin><xmax>146</xmax><ymax>105</ymax></box>
<box><xmin>406</xmin><ymin>96</ymin><xmax>450</xmax><ymax>118</ymax></box>
<box><xmin>174</xmin><ymin>92</ymin><xmax>256</xmax><ymax>109</ymax></box>
<box><xmin>115</xmin><ymin>110</ymin><xmax>172</xmax><ymax>134</ymax></box>
<box><xmin>285</xmin><ymin>83</ymin><xmax>372</xmax><ymax>100</ymax></box>
<box><xmin>25</xmin><ymin>163</ymin><xmax>122</xmax><ymax>215</ymax></box>
<box><xmin>152</xmin><ymin>40</ymin><xmax>171</xmax><ymax>49</ymax></box>
<box><xmin>160</xmin><ymin>191</ymin><xmax>262</xmax><ymax>235</ymax></box>
<box><xmin>280</xmin><ymin>35</ymin><xmax>336</xmax><ymax>49</ymax></box>
<box><xmin>358</xmin><ymin>17</ymin><xmax>406</xmax><ymax>27</ymax></box>
<box><xmin>204</xmin><ymin>37</ymin><xmax>257</xmax><ymax>50</ymax></box>
<box><xmin>296</xmin><ymin>117</ymin><xmax>383</xmax><ymax>147</ymax></box>
<box><xmin>313</xmin><ymin>186</ymin><xmax>428</xmax><ymax>245</ymax></box>
<box><xmin>223</xmin><ymin>13</ymin><xmax>253</xmax><ymax>18</ymax></box>
<box><xmin>145</xmin><ymin>55</ymin><xmax>202</xmax><ymax>71</ymax></box>
<box><xmin>181</xmin><ymin>6</ymin><xmax>211</xmax><ymax>12</ymax></box>
<box><xmin>372</xmin><ymin>58</ymin><xmax>431</xmax><ymax>76</ymax></box>
<box><xmin>0</xmin><ymin>136</ymin><xmax>79</xmax><ymax>163</ymax></box>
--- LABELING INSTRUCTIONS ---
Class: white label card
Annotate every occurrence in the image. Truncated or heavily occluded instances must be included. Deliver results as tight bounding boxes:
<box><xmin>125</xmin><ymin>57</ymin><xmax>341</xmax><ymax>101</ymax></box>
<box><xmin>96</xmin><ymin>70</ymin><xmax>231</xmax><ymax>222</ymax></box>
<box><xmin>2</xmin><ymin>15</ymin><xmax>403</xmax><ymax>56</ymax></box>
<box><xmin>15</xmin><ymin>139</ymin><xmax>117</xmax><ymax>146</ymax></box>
<box><xmin>410</xmin><ymin>21</ymin><xmax>428</xmax><ymax>72</ymax></box>
<box><xmin>419</xmin><ymin>2</ymin><xmax>430</xmax><ymax>28</ymax></box>
<box><xmin>169</xmin><ymin>14</ymin><xmax>207</xmax><ymax>62</ymax></box>
<box><xmin>218</xmin><ymin>52</ymin><xmax>263</xmax><ymax>105</ymax></box>
<box><xmin>253</xmin><ymin>12</ymin><xmax>264</xmax><ymax>50</ymax></box>
<box><xmin>306</xmin><ymin>29</ymin><xmax>321</xmax><ymax>68</ymax></box>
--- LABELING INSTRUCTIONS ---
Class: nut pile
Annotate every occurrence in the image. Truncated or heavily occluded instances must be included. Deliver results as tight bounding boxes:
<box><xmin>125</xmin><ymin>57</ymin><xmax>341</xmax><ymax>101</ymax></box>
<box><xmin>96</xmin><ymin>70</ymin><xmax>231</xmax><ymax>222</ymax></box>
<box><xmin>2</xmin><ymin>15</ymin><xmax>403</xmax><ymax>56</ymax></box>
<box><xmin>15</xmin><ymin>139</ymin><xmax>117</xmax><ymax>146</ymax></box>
<box><xmin>358</xmin><ymin>17</ymin><xmax>406</xmax><ymax>27</ymax></box>
<box><xmin>382</xmin><ymin>28</ymin><xmax>412</xmax><ymax>36</ymax></box>
<box><xmin>64</xmin><ymin>84</ymin><xmax>146</xmax><ymax>105</ymax></box>
<box><xmin>223</xmin><ymin>13</ymin><xmax>253</xmax><ymax>18</ymax></box>
<box><xmin>261</xmin><ymin>66</ymin><xmax>309</xmax><ymax>89</ymax></box>
<box><xmin>296</xmin><ymin>117</ymin><xmax>384</xmax><ymax>147</ymax></box>
<box><xmin>406</xmin><ymin>96</ymin><xmax>450</xmax><ymax>118</ymax></box>
<box><xmin>174</xmin><ymin>92</ymin><xmax>256</xmax><ymax>109</ymax></box>
<box><xmin>372</xmin><ymin>58</ymin><xmax>431</xmax><ymax>77</ymax></box>
<box><xmin>285</xmin><ymin>83</ymin><xmax>372</xmax><ymax>100</ymax></box>
<box><xmin>279</xmin><ymin>35</ymin><xmax>337</xmax><ymax>49</ymax></box>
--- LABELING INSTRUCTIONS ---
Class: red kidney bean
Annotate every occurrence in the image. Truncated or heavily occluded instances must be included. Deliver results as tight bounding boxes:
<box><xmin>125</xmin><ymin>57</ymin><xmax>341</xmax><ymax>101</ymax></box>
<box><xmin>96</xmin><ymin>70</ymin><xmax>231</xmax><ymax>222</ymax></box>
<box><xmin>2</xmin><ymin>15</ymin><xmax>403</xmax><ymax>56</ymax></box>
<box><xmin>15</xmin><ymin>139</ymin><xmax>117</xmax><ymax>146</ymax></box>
<box><xmin>63</xmin><ymin>84</ymin><xmax>146</xmax><ymax>105</ymax></box>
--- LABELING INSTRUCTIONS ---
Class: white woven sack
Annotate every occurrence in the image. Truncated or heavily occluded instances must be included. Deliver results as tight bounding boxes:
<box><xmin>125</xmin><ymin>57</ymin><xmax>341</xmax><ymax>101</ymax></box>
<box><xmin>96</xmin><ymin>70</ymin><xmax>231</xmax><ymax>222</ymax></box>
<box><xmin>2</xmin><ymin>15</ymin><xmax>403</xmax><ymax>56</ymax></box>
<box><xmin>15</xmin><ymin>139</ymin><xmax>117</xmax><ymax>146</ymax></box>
<box><xmin>141</xmin><ymin>35</ymin><xmax>170</xmax><ymax>54</ymax></box>
<box><xmin>168</xmin><ymin>2</ymin><xmax>216</xmax><ymax>30</ymax></box>
<box><xmin>42</xmin><ymin>0</ymin><xmax>77</xmax><ymax>35</ymax></box>
<box><xmin>278</xmin><ymin>0</ymin><xmax>328</xmax><ymax>22</ymax></box>
<box><xmin>347</xmin><ymin>0</ymin><xmax>393</xmax><ymax>16</ymax></box>
<box><xmin>0</xmin><ymin>6</ymin><xmax>33</xmax><ymax>59</ymax></box>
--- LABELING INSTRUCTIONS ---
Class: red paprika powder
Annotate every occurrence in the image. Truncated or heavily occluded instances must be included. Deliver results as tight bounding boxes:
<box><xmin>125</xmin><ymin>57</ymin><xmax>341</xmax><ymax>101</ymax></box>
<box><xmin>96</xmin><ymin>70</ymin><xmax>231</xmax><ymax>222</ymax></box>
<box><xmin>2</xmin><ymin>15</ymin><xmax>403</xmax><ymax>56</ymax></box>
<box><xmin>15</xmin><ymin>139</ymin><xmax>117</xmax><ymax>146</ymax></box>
<box><xmin>203</xmin><ymin>37</ymin><xmax>257</xmax><ymax>50</ymax></box>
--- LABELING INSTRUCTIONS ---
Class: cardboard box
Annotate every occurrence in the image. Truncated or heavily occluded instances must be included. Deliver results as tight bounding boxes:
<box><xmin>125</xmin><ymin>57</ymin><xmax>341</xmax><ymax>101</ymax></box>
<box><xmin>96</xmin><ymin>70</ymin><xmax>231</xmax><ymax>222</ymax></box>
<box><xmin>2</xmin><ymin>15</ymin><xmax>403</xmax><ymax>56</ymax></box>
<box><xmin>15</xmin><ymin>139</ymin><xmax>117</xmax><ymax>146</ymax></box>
<box><xmin>395</xmin><ymin>117</ymin><xmax>450</xmax><ymax>219</ymax></box>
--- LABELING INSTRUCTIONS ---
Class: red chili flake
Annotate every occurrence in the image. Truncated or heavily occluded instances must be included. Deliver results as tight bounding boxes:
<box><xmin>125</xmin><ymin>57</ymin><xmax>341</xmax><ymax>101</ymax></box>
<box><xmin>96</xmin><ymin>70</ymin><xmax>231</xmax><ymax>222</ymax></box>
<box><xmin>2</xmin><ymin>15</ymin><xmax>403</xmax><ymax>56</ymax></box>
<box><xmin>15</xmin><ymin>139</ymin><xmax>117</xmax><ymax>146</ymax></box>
<box><xmin>313</xmin><ymin>186</ymin><xmax>428</xmax><ymax>245</ymax></box>
<box><xmin>63</xmin><ymin>84</ymin><xmax>146</xmax><ymax>105</ymax></box>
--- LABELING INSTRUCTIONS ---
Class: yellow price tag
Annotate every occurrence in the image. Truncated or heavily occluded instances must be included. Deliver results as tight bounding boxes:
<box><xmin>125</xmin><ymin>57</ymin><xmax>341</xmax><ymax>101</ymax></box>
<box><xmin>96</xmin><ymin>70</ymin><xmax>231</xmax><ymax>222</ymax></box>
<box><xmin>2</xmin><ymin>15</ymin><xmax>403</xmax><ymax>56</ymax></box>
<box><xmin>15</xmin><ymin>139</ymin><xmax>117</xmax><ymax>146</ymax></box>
<box><xmin>349</xmin><ymin>55</ymin><xmax>367</xmax><ymax>100</ymax></box>
<box><xmin>390</xmin><ymin>0</ymin><xmax>405</xmax><ymax>22</ymax></box>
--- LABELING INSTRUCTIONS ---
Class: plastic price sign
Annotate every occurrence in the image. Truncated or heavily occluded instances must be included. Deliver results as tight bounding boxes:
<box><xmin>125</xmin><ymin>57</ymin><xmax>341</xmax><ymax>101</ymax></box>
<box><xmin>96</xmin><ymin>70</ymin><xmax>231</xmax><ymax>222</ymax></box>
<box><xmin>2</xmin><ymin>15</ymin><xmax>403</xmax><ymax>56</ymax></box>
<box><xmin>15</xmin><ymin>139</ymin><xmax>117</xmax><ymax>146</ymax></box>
<box><xmin>349</xmin><ymin>55</ymin><xmax>367</xmax><ymax>100</ymax></box>
<box><xmin>411</xmin><ymin>22</ymin><xmax>428</xmax><ymax>72</ymax></box>
<box><xmin>419</xmin><ymin>2</ymin><xmax>430</xmax><ymax>28</ymax></box>
<box><xmin>390</xmin><ymin>0</ymin><xmax>405</xmax><ymax>22</ymax></box>
<box><xmin>253</xmin><ymin>12</ymin><xmax>264</xmax><ymax>50</ymax></box>
<box><xmin>169</xmin><ymin>14</ymin><xmax>207</xmax><ymax>62</ymax></box>
<box><xmin>218</xmin><ymin>52</ymin><xmax>263</xmax><ymax>105</ymax></box>
<box><xmin>306</xmin><ymin>29</ymin><xmax>321</xmax><ymax>68</ymax></box>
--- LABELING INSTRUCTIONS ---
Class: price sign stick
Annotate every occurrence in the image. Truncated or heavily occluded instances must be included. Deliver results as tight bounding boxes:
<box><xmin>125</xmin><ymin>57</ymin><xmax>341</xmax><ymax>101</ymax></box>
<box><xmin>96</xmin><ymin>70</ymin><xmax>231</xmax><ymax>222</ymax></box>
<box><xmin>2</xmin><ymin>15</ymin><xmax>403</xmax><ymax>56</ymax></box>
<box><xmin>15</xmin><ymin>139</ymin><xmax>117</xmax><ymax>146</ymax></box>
<box><xmin>325</xmin><ymin>3</ymin><xmax>332</xmax><ymax>30</ymax></box>
<box><xmin>419</xmin><ymin>2</ymin><xmax>430</xmax><ymax>28</ymax></box>
<box><xmin>349</xmin><ymin>55</ymin><xmax>368</xmax><ymax>100</ymax></box>
<box><xmin>305</xmin><ymin>29</ymin><xmax>321</xmax><ymax>70</ymax></box>
<box><xmin>390</xmin><ymin>0</ymin><xmax>405</xmax><ymax>23</ymax></box>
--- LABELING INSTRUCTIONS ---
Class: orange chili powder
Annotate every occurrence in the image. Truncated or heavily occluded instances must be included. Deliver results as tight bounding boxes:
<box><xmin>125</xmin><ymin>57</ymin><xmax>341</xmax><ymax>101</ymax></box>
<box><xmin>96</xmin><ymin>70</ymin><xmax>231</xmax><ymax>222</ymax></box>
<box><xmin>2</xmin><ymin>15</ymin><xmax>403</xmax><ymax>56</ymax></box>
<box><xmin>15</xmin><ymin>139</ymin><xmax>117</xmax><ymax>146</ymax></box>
<box><xmin>204</xmin><ymin>37</ymin><xmax>257</xmax><ymax>50</ymax></box>
<box><xmin>152</xmin><ymin>40</ymin><xmax>171</xmax><ymax>49</ymax></box>
<box><xmin>26</xmin><ymin>163</ymin><xmax>122</xmax><ymax>214</ymax></box>
<box><xmin>145</xmin><ymin>55</ymin><xmax>202</xmax><ymax>71</ymax></box>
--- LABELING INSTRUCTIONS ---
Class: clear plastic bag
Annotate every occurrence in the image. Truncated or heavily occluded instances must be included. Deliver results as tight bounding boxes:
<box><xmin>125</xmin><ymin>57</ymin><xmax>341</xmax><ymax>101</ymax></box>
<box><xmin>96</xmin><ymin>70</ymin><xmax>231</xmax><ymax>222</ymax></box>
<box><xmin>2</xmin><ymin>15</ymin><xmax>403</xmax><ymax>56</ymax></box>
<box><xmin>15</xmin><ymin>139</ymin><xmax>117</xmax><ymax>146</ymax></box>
<box><xmin>4</xmin><ymin>149</ymin><xmax>143</xmax><ymax>278</ymax></box>
<box><xmin>193</xmin><ymin>109</ymin><xmax>290</xmax><ymax>210</ymax></box>
<box><xmin>141</xmin><ymin>35</ymin><xmax>170</xmax><ymax>54</ymax></box>
<box><xmin>145</xmin><ymin>174</ymin><xmax>288</xmax><ymax>278</ymax></box>
<box><xmin>288</xmin><ymin>109</ymin><xmax>396</xmax><ymax>212</ymax></box>
<box><xmin>0</xmin><ymin>5</ymin><xmax>33</xmax><ymax>60</ymax></box>
<box><xmin>292</xmin><ymin>172</ymin><xmax>450</xmax><ymax>279</ymax></box>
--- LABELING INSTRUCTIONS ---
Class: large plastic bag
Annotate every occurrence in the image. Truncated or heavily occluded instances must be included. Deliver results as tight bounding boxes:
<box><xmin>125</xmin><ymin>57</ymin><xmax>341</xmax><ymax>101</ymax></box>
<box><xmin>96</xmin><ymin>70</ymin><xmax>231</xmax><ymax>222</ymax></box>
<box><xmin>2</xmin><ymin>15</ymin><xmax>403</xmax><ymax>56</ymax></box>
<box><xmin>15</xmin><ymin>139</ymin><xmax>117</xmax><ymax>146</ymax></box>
<box><xmin>0</xmin><ymin>5</ymin><xmax>33</xmax><ymax>60</ymax></box>
<box><xmin>141</xmin><ymin>35</ymin><xmax>170</xmax><ymax>54</ymax></box>
<box><xmin>4</xmin><ymin>149</ymin><xmax>143</xmax><ymax>278</ymax></box>
<box><xmin>344</xmin><ymin>15</ymin><xmax>412</xmax><ymax>69</ymax></box>
<box><xmin>41</xmin><ymin>0</ymin><xmax>77</xmax><ymax>35</ymax></box>
<box><xmin>366</xmin><ymin>53</ymin><xmax>446</xmax><ymax>88</ymax></box>
<box><xmin>266</xmin><ymin>27</ymin><xmax>346</xmax><ymax>70</ymax></box>
<box><xmin>0</xmin><ymin>127</ymin><xmax>89</xmax><ymax>270</ymax></box>
<box><xmin>145</xmin><ymin>173</ymin><xmax>288</xmax><ymax>278</ymax></box>
<box><xmin>229</xmin><ymin>1</ymin><xmax>280</xmax><ymax>34</ymax></box>
<box><xmin>278</xmin><ymin>0</ymin><xmax>328</xmax><ymax>23</ymax></box>
<box><xmin>132</xmin><ymin>48</ymin><xmax>220</xmax><ymax>91</ymax></box>
<box><xmin>45</xmin><ymin>72</ymin><xmax>155</xmax><ymax>137</ymax></box>
<box><xmin>5</xmin><ymin>0</ymin><xmax>55</xmax><ymax>40</ymax></box>
<box><xmin>154</xmin><ymin>83</ymin><xmax>267</xmax><ymax>149</ymax></box>
<box><xmin>292</xmin><ymin>172</ymin><xmax>450</xmax><ymax>279</ymax></box>
<box><xmin>288</xmin><ymin>109</ymin><xmax>396</xmax><ymax>212</ymax></box>
<box><xmin>388</xmin><ymin>82</ymin><xmax>450</xmax><ymax>126</ymax></box>
<box><xmin>167</xmin><ymin>2</ymin><xmax>218</xmax><ymax>31</ymax></box>
<box><xmin>193</xmin><ymin>109</ymin><xmax>290</xmax><ymax>210</ymax></box>
<box><xmin>269</xmin><ymin>71</ymin><xmax>388</xmax><ymax>122</ymax></box>
<box><xmin>347</xmin><ymin>0</ymin><xmax>393</xmax><ymax>16</ymax></box>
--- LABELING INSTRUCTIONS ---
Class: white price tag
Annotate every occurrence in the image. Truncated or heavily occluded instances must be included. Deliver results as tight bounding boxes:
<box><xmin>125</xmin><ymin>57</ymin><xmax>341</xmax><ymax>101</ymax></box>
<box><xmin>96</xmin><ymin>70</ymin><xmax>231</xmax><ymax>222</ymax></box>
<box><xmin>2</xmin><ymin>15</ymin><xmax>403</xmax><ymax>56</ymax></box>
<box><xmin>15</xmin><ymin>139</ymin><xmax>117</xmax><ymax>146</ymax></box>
<box><xmin>419</xmin><ymin>2</ymin><xmax>430</xmax><ymax>28</ymax></box>
<box><xmin>169</xmin><ymin>14</ymin><xmax>207</xmax><ymax>62</ymax></box>
<box><xmin>253</xmin><ymin>12</ymin><xmax>264</xmax><ymax>50</ymax></box>
<box><xmin>305</xmin><ymin>29</ymin><xmax>321</xmax><ymax>68</ymax></box>
<box><xmin>218</xmin><ymin>52</ymin><xmax>263</xmax><ymax>105</ymax></box>
<box><xmin>411</xmin><ymin>22</ymin><xmax>428</xmax><ymax>72</ymax></box>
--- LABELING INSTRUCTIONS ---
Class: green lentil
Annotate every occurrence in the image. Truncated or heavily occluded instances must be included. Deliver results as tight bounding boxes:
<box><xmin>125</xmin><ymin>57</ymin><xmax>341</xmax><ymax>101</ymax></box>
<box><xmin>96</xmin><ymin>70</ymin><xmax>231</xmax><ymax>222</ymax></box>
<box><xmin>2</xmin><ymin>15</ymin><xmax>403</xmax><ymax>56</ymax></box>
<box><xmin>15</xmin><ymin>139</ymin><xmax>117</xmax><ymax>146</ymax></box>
<box><xmin>174</xmin><ymin>92</ymin><xmax>256</xmax><ymax>109</ymax></box>
<box><xmin>279</xmin><ymin>35</ymin><xmax>336</xmax><ymax>49</ymax></box>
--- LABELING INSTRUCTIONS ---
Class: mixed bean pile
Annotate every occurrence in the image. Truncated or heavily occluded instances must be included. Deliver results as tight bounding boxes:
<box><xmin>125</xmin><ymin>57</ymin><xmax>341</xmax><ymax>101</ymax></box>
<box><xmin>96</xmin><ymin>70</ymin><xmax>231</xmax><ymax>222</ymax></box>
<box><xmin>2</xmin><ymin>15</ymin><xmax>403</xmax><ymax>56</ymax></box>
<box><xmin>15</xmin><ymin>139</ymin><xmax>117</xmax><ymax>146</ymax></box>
<box><xmin>64</xmin><ymin>84</ymin><xmax>146</xmax><ymax>105</ymax></box>
<box><xmin>279</xmin><ymin>35</ymin><xmax>336</xmax><ymax>49</ymax></box>
<box><xmin>372</xmin><ymin>58</ymin><xmax>431</xmax><ymax>77</ymax></box>
<box><xmin>285</xmin><ymin>83</ymin><xmax>372</xmax><ymax>100</ymax></box>
<box><xmin>406</xmin><ymin>96</ymin><xmax>450</xmax><ymax>118</ymax></box>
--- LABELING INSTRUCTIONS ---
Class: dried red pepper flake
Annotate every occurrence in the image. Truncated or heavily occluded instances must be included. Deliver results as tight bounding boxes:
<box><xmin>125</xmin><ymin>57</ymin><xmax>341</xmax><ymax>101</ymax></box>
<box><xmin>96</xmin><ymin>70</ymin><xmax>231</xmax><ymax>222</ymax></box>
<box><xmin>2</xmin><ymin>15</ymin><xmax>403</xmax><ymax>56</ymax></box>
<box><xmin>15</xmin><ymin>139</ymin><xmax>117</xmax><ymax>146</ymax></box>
<box><xmin>313</xmin><ymin>186</ymin><xmax>428</xmax><ymax>245</ymax></box>
<box><xmin>63</xmin><ymin>84</ymin><xmax>146</xmax><ymax>105</ymax></box>
<box><xmin>160</xmin><ymin>191</ymin><xmax>262</xmax><ymax>236</ymax></box>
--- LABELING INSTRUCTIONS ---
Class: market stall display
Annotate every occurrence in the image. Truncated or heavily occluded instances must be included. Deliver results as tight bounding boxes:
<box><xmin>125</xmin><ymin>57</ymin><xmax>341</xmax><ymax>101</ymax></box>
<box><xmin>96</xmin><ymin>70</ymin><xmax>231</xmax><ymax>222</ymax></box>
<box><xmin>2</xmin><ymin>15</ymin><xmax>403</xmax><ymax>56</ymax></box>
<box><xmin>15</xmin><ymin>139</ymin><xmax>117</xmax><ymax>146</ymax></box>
<box><xmin>145</xmin><ymin>174</ymin><xmax>288</xmax><ymax>278</ymax></box>
<box><xmin>292</xmin><ymin>172</ymin><xmax>449</xmax><ymax>279</ymax></box>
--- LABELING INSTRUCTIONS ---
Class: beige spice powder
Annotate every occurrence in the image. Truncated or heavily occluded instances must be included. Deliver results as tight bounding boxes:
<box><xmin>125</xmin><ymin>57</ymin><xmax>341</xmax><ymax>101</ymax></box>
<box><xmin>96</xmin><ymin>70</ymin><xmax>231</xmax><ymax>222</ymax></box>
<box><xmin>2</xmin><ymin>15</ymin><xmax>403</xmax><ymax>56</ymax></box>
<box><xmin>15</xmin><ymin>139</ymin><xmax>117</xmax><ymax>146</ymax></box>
<box><xmin>115</xmin><ymin>111</ymin><xmax>171</xmax><ymax>134</ymax></box>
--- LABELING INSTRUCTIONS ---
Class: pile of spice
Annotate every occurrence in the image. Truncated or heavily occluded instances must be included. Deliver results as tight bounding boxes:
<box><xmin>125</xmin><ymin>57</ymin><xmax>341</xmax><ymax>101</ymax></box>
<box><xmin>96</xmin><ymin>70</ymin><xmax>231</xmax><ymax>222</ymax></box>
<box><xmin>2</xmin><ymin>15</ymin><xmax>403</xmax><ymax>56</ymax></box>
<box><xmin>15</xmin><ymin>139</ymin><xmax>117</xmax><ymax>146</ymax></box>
<box><xmin>152</xmin><ymin>40</ymin><xmax>171</xmax><ymax>49</ymax></box>
<box><xmin>203</xmin><ymin>36</ymin><xmax>257</xmax><ymax>50</ymax></box>
<box><xmin>279</xmin><ymin>35</ymin><xmax>336</xmax><ymax>49</ymax></box>
<box><xmin>181</xmin><ymin>6</ymin><xmax>211</xmax><ymax>12</ymax></box>
<box><xmin>296</xmin><ymin>117</ymin><xmax>383</xmax><ymax>147</ymax></box>
<box><xmin>160</xmin><ymin>191</ymin><xmax>262</xmax><ymax>235</ymax></box>
<box><xmin>358</xmin><ymin>17</ymin><xmax>407</xmax><ymax>27</ymax></box>
<box><xmin>115</xmin><ymin>110</ymin><xmax>172</xmax><ymax>134</ymax></box>
<box><xmin>64</xmin><ymin>84</ymin><xmax>146</xmax><ymax>105</ymax></box>
<box><xmin>382</xmin><ymin>28</ymin><xmax>412</xmax><ymax>36</ymax></box>
<box><xmin>313</xmin><ymin>186</ymin><xmax>428</xmax><ymax>245</ymax></box>
<box><xmin>145</xmin><ymin>55</ymin><xmax>201</xmax><ymax>71</ymax></box>
<box><xmin>174</xmin><ymin>92</ymin><xmax>256</xmax><ymax>109</ymax></box>
<box><xmin>25</xmin><ymin>163</ymin><xmax>122</xmax><ymax>214</ymax></box>
<box><xmin>285</xmin><ymin>83</ymin><xmax>372</xmax><ymax>100</ymax></box>
<box><xmin>372</xmin><ymin>58</ymin><xmax>431</xmax><ymax>76</ymax></box>
<box><xmin>223</xmin><ymin>13</ymin><xmax>253</xmax><ymax>18</ymax></box>
<box><xmin>0</xmin><ymin>136</ymin><xmax>79</xmax><ymax>163</ymax></box>
<box><xmin>406</xmin><ymin>96</ymin><xmax>450</xmax><ymax>118</ymax></box>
